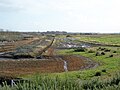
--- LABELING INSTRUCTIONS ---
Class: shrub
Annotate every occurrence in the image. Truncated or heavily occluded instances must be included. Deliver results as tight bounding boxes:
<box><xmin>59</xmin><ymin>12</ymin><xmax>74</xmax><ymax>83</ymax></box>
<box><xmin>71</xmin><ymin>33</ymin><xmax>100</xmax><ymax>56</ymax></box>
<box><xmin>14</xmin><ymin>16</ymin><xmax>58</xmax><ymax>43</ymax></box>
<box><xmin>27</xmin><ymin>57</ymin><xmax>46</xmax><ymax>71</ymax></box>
<box><xmin>74</xmin><ymin>47</ymin><xmax>86</xmax><ymax>52</ymax></box>
<box><xmin>66</xmin><ymin>35</ymin><xmax>71</xmax><ymax>37</ymax></box>
<box><xmin>104</xmin><ymin>49</ymin><xmax>111</xmax><ymax>52</ymax></box>
<box><xmin>102</xmin><ymin>69</ymin><xmax>106</xmax><ymax>72</ymax></box>
<box><xmin>97</xmin><ymin>47</ymin><xmax>106</xmax><ymax>51</ymax></box>
<box><xmin>98</xmin><ymin>47</ymin><xmax>101</xmax><ymax>50</ymax></box>
<box><xmin>88</xmin><ymin>50</ymin><xmax>95</xmax><ymax>53</ymax></box>
<box><xmin>101</xmin><ymin>48</ymin><xmax>106</xmax><ymax>51</ymax></box>
<box><xmin>101</xmin><ymin>52</ymin><xmax>105</xmax><ymax>55</ymax></box>
<box><xmin>113</xmin><ymin>51</ymin><xmax>117</xmax><ymax>53</ymax></box>
<box><xmin>95</xmin><ymin>52</ymin><xmax>101</xmax><ymax>56</ymax></box>
<box><xmin>109</xmin><ymin>54</ymin><xmax>113</xmax><ymax>57</ymax></box>
<box><xmin>94</xmin><ymin>72</ymin><xmax>101</xmax><ymax>76</ymax></box>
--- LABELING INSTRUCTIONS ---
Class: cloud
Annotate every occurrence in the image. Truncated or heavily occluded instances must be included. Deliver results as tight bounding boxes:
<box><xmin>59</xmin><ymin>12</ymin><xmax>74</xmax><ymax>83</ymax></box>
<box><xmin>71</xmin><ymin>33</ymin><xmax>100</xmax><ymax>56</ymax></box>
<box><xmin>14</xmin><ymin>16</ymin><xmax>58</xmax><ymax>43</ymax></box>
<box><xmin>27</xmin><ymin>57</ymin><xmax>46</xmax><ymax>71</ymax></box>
<box><xmin>0</xmin><ymin>0</ymin><xmax>24</xmax><ymax>12</ymax></box>
<box><xmin>0</xmin><ymin>0</ymin><xmax>59</xmax><ymax>13</ymax></box>
<box><xmin>0</xmin><ymin>0</ymin><xmax>120</xmax><ymax>33</ymax></box>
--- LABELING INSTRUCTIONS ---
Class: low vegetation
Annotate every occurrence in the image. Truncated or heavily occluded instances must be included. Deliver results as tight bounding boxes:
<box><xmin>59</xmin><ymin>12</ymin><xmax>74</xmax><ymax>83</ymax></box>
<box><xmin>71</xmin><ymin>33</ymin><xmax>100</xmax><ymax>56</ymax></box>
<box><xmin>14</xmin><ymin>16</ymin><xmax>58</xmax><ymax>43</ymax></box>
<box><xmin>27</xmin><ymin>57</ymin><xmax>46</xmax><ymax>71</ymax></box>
<box><xmin>0</xmin><ymin>32</ymin><xmax>120</xmax><ymax>90</ymax></box>
<box><xmin>76</xmin><ymin>34</ymin><xmax>120</xmax><ymax>46</ymax></box>
<box><xmin>58</xmin><ymin>46</ymin><xmax>120</xmax><ymax>79</ymax></box>
<box><xmin>0</xmin><ymin>72</ymin><xmax>120</xmax><ymax>90</ymax></box>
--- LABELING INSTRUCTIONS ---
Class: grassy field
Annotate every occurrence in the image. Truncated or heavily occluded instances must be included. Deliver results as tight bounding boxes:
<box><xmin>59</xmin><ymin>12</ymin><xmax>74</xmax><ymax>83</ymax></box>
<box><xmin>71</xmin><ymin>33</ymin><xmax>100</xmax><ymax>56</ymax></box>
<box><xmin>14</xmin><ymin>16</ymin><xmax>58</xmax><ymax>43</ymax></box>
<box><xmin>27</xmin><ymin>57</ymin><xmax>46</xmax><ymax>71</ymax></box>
<box><xmin>57</xmin><ymin>46</ymin><xmax>120</xmax><ymax>79</ymax></box>
<box><xmin>75</xmin><ymin>34</ymin><xmax>120</xmax><ymax>46</ymax></box>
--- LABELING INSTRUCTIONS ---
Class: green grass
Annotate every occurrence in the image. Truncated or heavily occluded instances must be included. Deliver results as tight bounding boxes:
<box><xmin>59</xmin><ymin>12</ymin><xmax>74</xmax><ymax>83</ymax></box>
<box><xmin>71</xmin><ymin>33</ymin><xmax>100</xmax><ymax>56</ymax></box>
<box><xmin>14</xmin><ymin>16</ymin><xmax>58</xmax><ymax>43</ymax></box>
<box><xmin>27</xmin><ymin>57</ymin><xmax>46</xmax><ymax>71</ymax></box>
<box><xmin>1</xmin><ymin>72</ymin><xmax>120</xmax><ymax>90</ymax></box>
<box><xmin>76</xmin><ymin>34</ymin><xmax>120</xmax><ymax>45</ymax></box>
<box><xmin>57</xmin><ymin>46</ymin><xmax>120</xmax><ymax>79</ymax></box>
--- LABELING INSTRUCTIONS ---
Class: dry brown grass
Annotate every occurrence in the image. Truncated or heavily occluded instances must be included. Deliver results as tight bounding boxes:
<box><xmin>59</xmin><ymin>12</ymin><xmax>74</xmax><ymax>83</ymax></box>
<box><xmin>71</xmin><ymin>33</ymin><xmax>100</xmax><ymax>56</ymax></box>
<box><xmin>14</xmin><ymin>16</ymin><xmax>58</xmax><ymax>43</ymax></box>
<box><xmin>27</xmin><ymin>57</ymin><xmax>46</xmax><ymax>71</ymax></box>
<box><xmin>0</xmin><ymin>37</ymin><xmax>39</xmax><ymax>52</ymax></box>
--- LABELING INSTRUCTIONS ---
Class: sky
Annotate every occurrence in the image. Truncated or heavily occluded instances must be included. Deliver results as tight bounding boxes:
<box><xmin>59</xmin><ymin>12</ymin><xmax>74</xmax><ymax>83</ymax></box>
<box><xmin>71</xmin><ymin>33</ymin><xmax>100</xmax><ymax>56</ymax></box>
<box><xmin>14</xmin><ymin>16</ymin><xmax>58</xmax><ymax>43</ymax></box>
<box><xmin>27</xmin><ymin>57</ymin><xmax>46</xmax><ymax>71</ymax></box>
<box><xmin>0</xmin><ymin>0</ymin><xmax>120</xmax><ymax>33</ymax></box>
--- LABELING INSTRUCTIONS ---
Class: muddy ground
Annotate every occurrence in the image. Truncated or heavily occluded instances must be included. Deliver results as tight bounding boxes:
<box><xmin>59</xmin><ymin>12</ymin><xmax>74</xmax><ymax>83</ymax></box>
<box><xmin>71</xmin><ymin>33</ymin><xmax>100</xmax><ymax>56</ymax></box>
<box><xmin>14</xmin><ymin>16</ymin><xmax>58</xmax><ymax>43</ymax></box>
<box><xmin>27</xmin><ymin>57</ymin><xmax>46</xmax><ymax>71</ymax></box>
<box><xmin>0</xmin><ymin>36</ymin><xmax>98</xmax><ymax>77</ymax></box>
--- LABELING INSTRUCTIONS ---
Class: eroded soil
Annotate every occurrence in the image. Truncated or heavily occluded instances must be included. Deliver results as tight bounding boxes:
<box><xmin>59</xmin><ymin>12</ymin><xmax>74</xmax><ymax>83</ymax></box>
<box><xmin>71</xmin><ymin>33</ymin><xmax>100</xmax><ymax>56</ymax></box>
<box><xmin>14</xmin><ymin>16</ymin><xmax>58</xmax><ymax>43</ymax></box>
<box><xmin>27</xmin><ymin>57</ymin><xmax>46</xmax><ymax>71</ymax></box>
<box><xmin>0</xmin><ymin>36</ymin><xmax>98</xmax><ymax>77</ymax></box>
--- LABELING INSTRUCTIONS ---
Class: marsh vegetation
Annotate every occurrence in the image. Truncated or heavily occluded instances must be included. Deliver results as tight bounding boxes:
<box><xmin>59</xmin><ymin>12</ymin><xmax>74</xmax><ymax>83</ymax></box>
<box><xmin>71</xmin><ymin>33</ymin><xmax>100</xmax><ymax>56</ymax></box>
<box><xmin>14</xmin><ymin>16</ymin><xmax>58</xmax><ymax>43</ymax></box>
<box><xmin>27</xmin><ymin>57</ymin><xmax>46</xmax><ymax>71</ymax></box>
<box><xmin>0</xmin><ymin>32</ymin><xmax>120</xmax><ymax>90</ymax></box>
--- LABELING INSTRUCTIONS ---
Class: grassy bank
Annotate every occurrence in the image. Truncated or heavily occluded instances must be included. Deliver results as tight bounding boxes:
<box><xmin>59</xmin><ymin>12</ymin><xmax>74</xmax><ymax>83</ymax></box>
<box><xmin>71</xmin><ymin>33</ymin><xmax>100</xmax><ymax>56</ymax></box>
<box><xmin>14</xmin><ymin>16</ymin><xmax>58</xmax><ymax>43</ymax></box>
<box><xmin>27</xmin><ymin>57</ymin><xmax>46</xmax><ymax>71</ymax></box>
<box><xmin>57</xmin><ymin>46</ymin><xmax>120</xmax><ymax>79</ymax></box>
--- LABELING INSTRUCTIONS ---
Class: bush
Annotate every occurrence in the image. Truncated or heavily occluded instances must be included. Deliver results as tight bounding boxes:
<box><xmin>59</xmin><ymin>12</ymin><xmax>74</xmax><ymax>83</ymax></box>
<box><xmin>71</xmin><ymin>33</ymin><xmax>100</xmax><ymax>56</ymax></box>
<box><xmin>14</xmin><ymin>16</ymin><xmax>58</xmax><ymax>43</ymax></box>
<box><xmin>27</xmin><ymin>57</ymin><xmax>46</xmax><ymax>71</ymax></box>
<box><xmin>98</xmin><ymin>47</ymin><xmax>102</xmax><ymax>50</ymax></box>
<box><xmin>102</xmin><ymin>69</ymin><xmax>106</xmax><ymax>72</ymax></box>
<box><xmin>66</xmin><ymin>35</ymin><xmax>71</xmax><ymax>37</ymax></box>
<box><xmin>113</xmin><ymin>51</ymin><xmax>117</xmax><ymax>53</ymax></box>
<box><xmin>104</xmin><ymin>49</ymin><xmax>111</xmax><ymax>52</ymax></box>
<box><xmin>101</xmin><ymin>52</ymin><xmax>105</xmax><ymax>55</ymax></box>
<box><xmin>109</xmin><ymin>54</ymin><xmax>113</xmax><ymax>57</ymax></box>
<box><xmin>94</xmin><ymin>72</ymin><xmax>101</xmax><ymax>76</ymax></box>
<box><xmin>95</xmin><ymin>52</ymin><xmax>101</xmax><ymax>56</ymax></box>
<box><xmin>74</xmin><ymin>47</ymin><xmax>86</xmax><ymax>52</ymax></box>
<box><xmin>88</xmin><ymin>50</ymin><xmax>95</xmax><ymax>53</ymax></box>
<box><xmin>97</xmin><ymin>47</ymin><xmax>106</xmax><ymax>51</ymax></box>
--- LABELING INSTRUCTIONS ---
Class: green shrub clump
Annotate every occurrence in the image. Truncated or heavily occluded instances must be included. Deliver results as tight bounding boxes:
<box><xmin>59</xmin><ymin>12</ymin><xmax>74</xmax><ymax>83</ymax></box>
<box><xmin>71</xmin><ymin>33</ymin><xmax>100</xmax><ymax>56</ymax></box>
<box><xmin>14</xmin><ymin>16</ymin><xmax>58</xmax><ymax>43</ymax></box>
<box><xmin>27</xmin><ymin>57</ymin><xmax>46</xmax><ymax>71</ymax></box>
<box><xmin>88</xmin><ymin>50</ymin><xmax>95</xmax><ymax>53</ymax></box>
<box><xmin>74</xmin><ymin>47</ymin><xmax>87</xmax><ymax>52</ymax></box>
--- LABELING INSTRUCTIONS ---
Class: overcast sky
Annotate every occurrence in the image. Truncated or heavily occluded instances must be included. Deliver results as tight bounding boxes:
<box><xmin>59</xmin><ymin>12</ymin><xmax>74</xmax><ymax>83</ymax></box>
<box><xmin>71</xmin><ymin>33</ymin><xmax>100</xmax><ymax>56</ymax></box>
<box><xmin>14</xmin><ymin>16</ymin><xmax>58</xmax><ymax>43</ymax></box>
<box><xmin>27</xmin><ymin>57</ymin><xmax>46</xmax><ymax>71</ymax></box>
<box><xmin>0</xmin><ymin>0</ymin><xmax>120</xmax><ymax>33</ymax></box>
